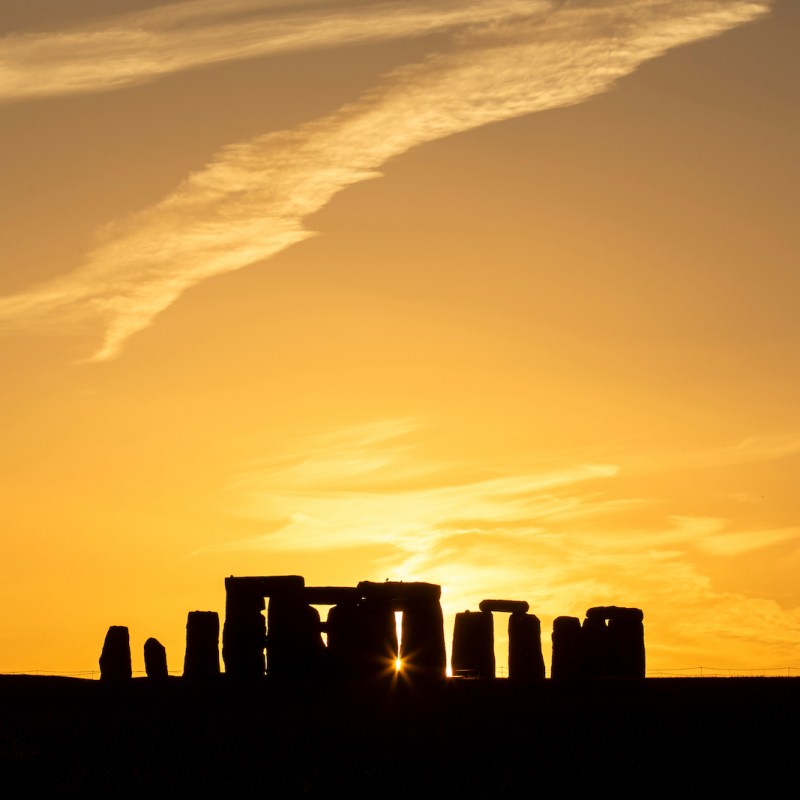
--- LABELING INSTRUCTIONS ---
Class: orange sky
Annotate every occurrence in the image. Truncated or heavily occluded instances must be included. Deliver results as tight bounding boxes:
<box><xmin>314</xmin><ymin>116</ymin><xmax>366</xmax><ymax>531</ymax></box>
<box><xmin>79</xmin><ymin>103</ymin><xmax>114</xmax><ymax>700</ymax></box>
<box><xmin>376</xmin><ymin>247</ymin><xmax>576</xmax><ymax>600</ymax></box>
<box><xmin>1</xmin><ymin>0</ymin><xmax>798</xmax><ymax>677</ymax></box>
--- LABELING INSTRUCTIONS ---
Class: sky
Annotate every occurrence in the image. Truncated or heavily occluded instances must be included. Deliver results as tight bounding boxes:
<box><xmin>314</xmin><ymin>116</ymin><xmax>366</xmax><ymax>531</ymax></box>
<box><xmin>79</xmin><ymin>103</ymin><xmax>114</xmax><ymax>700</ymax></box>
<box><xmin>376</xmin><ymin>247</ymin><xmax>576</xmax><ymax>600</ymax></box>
<box><xmin>0</xmin><ymin>0</ymin><xmax>798</xmax><ymax>677</ymax></box>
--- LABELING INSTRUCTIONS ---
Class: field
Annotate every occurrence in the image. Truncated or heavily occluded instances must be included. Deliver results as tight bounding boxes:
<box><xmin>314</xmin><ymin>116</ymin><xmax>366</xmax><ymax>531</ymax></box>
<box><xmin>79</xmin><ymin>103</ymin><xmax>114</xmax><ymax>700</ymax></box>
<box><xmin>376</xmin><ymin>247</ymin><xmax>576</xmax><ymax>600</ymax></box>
<box><xmin>2</xmin><ymin>674</ymin><xmax>798</xmax><ymax>797</ymax></box>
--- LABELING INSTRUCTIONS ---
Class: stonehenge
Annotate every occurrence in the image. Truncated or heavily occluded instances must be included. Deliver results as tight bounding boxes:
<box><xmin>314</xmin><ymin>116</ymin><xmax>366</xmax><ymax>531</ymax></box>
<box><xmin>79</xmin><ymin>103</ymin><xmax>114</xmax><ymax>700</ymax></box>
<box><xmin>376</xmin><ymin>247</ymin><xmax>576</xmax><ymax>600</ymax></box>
<box><xmin>100</xmin><ymin>574</ymin><xmax>644</xmax><ymax>683</ymax></box>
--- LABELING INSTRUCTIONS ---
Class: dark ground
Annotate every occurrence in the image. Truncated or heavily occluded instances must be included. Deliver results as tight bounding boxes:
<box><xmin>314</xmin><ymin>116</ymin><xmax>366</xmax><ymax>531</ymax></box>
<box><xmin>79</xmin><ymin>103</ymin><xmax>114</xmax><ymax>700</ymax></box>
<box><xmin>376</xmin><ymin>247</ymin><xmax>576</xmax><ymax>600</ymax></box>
<box><xmin>1</xmin><ymin>674</ymin><xmax>798</xmax><ymax>798</ymax></box>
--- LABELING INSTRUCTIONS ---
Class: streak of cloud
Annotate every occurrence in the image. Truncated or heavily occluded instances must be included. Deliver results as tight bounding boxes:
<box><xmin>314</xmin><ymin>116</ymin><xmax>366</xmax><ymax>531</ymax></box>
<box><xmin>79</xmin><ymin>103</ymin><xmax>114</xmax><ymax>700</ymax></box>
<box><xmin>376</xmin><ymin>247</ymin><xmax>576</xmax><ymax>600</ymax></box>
<box><xmin>625</xmin><ymin>430</ymin><xmax>800</xmax><ymax>473</ymax></box>
<box><xmin>0</xmin><ymin>1</ymin><xmax>772</xmax><ymax>360</ymax></box>
<box><xmin>223</xmin><ymin>418</ymin><xmax>621</xmax><ymax>554</ymax></box>
<box><xmin>0</xmin><ymin>0</ymin><xmax>549</xmax><ymax>103</ymax></box>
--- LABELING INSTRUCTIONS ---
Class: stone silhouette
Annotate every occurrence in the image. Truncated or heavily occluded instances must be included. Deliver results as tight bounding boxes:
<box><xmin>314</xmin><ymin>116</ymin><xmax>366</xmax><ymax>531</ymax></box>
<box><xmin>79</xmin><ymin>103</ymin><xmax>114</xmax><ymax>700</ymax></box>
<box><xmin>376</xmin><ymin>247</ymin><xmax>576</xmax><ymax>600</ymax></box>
<box><xmin>222</xmin><ymin>576</ymin><xmax>446</xmax><ymax>680</ymax></box>
<box><xmin>222</xmin><ymin>575</ymin><xmax>303</xmax><ymax>680</ymax></box>
<box><xmin>551</xmin><ymin>608</ymin><xmax>645</xmax><ymax>679</ymax></box>
<box><xmin>453</xmin><ymin>600</ymin><xmax>544</xmax><ymax>680</ymax></box>
<box><xmin>99</xmin><ymin>625</ymin><xmax>132</xmax><ymax>683</ymax></box>
<box><xmin>266</xmin><ymin>594</ymin><xmax>326</xmax><ymax>679</ymax></box>
<box><xmin>144</xmin><ymin>637</ymin><xmax>168</xmax><ymax>680</ymax></box>
<box><xmin>508</xmin><ymin>612</ymin><xmax>545</xmax><ymax>680</ymax></box>
<box><xmin>219</xmin><ymin>574</ymin><xmax>643</xmax><ymax>683</ymax></box>
<box><xmin>585</xmin><ymin>606</ymin><xmax>645</xmax><ymax>678</ymax></box>
<box><xmin>326</xmin><ymin>595</ymin><xmax>397</xmax><ymax>680</ymax></box>
<box><xmin>183</xmin><ymin>611</ymin><xmax>220</xmax><ymax>679</ymax></box>
<box><xmin>452</xmin><ymin>610</ymin><xmax>495</xmax><ymax>678</ymax></box>
<box><xmin>551</xmin><ymin>616</ymin><xmax>583</xmax><ymax>680</ymax></box>
<box><xmin>359</xmin><ymin>581</ymin><xmax>446</xmax><ymax>679</ymax></box>
<box><xmin>479</xmin><ymin>599</ymin><xmax>529</xmax><ymax>614</ymax></box>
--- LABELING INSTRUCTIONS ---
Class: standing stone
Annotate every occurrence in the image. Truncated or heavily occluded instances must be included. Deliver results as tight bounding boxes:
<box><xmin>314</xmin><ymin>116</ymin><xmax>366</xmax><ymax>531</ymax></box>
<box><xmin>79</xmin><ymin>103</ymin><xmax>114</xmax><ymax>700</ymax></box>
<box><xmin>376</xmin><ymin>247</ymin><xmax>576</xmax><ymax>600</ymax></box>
<box><xmin>609</xmin><ymin>608</ymin><xmax>645</xmax><ymax>678</ymax></box>
<box><xmin>326</xmin><ymin>601</ymin><xmax>363</xmax><ymax>678</ymax></box>
<box><xmin>582</xmin><ymin>613</ymin><xmax>612</xmax><ymax>678</ymax></box>
<box><xmin>359</xmin><ymin>599</ymin><xmax>399</xmax><ymax>679</ymax></box>
<box><xmin>266</xmin><ymin>596</ymin><xmax>325</xmax><ymax>679</ymax></box>
<box><xmin>222</xmin><ymin>590</ymin><xmax>267</xmax><ymax>680</ymax></box>
<box><xmin>222</xmin><ymin>576</ymin><xmax>306</xmax><ymax>680</ymax></box>
<box><xmin>144</xmin><ymin>637</ymin><xmax>168</xmax><ymax>680</ymax></box>
<box><xmin>183</xmin><ymin>611</ymin><xmax>220</xmax><ymax>679</ymax></box>
<box><xmin>327</xmin><ymin>599</ymin><xmax>397</xmax><ymax>680</ymax></box>
<box><xmin>586</xmin><ymin>606</ymin><xmax>645</xmax><ymax>678</ymax></box>
<box><xmin>451</xmin><ymin>610</ymin><xmax>495</xmax><ymax>678</ymax></box>
<box><xmin>99</xmin><ymin>625</ymin><xmax>132</xmax><ymax>683</ymax></box>
<box><xmin>508</xmin><ymin>612</ymin><xmax>545</xmax><ymax>680</ymax></box>
<box><xmin>401</xmin><ymin>598</ymin><xmax>447</xmax><ymax>679</ymax></box>
<box><xmin>358</xmin><ymin>581</ymin><xmax>446</xmax><ymax>680</ymax></box>
<box><xmin>551</xmin><ymin>616</ymin><xmax>583</xmax><ymax>680</ymax></box>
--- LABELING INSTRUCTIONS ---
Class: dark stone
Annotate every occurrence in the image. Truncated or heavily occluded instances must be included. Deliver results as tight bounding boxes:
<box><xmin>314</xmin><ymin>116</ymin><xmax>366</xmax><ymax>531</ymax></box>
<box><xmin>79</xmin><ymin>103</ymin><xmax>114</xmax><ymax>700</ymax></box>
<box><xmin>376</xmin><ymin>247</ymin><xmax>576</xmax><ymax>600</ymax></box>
<box><xmin>479</xmin><ymin>599</ymin><xmax>529</xmax><ymax>614</ymax></box>
<box><xmin>586</xmin><ymin>606</ymin><xmax>644</xmax><ymax>623</ymax></box>
<box><xmin>224</xmin><ymin>575</ymin><xmax>305</xmax><ymax>596</ymax></box>
<box><xmin>400</xmin><ymin>598</ymin><xmax>447</xmax><ymax>679</ymax></box>
<box><xmin>609</xmin><ymin>613</ymin><xmax>646</xmax><ymax>678</ymax></box>
<box><xmin>551</xmin><ymin>616</ymin><xmax>583</xmax><ymax>680</ymax></box>
<box><xmin>508</xmin><ymin>612</ymin><xmax>545</xmax><ymax>680</ymax></box>
<box><xmin>351</xmin><ymin>581</ymin><xmax>445</xmax><ymax>678</ymax></box>
<box><xmin>99</xmin><ymin>625</ymin><xmax>132</xmax><ymax>683</ymax></box>
<box><xmin>325</xmin><ymin>602</ymin><xmax>362</xmax><ymax>678</ymax></box>
<box><xmin>583</xmin><ymin>606</ymin><xmax>645</xmax><ymax>678</ymax></box>
<box><xmin>266</xmin><ymin>596</ymin><xmax>325</xmax><ymax>679</ymax></box>
<box><xmin>183</xmin><ymin>611</ymin><xmax>220</xmax><ymax>679</ymax></box>
<box><xmin>223</xmin><ymin>591</ymin><xmax>266</xmax><ymax>680</ymax></box>
<box><xmin>582</xmin><ymin>614</ymin><xmax>613</xmax><ymax>678</ymax></box>
<box><xmin>357</xmin><ymin>580</ymin><xmax>441</xmax><ymax>608</ymax></box>
<box><xmin>326</xmin><ymin>599</ymin><xmax>397</xmax><ymax>680</ymax></box>
<box><xmin>144</xmin><ymin>637</ymin><xmax>168</xmax><ymax>680</ymax></box>
<box><xmin>451</xmin><ymin>610</ymin><xmax>494</xmax><ymax>678</ymax></box>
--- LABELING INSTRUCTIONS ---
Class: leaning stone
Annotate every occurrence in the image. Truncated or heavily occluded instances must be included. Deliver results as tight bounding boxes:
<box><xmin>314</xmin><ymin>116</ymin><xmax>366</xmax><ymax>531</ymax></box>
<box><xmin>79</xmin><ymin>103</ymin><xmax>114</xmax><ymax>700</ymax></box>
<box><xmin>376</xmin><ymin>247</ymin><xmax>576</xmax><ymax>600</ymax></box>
<box><xmin>144</xmin><ymin>637</ymin><xmax>168</xmax><ymax>680</ymax></box>
<box><xmin>99</xmin><ymin>625</ymin><xmax>132</xmax><ymax>683</ymax></box>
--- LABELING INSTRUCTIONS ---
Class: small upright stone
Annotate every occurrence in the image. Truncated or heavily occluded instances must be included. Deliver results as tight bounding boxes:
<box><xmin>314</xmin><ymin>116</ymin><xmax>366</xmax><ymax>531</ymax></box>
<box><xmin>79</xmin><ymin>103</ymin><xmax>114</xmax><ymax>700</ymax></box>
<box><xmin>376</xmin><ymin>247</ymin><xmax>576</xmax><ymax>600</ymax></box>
<box><xmin>99</xmin><ymin>625</ymin><xmax>132</xmax><ymax>683</ymax></box>
<box><xmin>144</xmin><ymin>637</ymin><xmax>169</xmax><ymax>680</ymax></box>
<box><xmin>184</xmin><ymin>611</ymin><xmax>220</xmax><ymax>679</ymax></box>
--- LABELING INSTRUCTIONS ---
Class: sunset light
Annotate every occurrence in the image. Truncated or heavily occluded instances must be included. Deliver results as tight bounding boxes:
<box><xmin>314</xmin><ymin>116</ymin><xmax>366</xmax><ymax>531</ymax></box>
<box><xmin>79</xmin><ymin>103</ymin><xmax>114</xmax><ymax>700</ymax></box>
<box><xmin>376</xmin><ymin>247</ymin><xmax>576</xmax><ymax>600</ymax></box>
<box><xmin>0</xmin><ymin>0</ymin><xmax>798</xmax><ymax>684</ymax></box>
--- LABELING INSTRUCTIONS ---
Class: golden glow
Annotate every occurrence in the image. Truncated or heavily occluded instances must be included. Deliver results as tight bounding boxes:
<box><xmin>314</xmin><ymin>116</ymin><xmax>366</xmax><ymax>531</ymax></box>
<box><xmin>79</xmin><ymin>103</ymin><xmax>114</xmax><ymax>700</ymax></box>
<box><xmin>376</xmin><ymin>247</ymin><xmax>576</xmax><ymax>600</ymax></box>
<box><xmin>0</xmin><ymin>1</ymin><xmax>798</xmax><ymax>679</ymax></box>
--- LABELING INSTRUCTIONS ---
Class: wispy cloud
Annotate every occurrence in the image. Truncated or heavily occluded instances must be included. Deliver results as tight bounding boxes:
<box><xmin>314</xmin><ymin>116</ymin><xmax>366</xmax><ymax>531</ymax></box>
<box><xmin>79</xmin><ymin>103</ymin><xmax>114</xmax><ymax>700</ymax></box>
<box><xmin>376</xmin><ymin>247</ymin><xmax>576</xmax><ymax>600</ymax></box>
<box><xmin>223</xmin><ymin>418</ymin><xmax>621</xmax><ymax>555</ymax></box>
<box><xmin>626</xmin><ymin>430</ymin><xmax>800</xmax><ymax>473</ymax></box>
<box><xmin>0</xmin><ymin>0</ymin><xmax>549</xmax><ymax>103</ymax></box>
<box><xmin>0</xmin><ymin>1</ymin><xmax>772</xmax><ymax>360</ymax></box>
